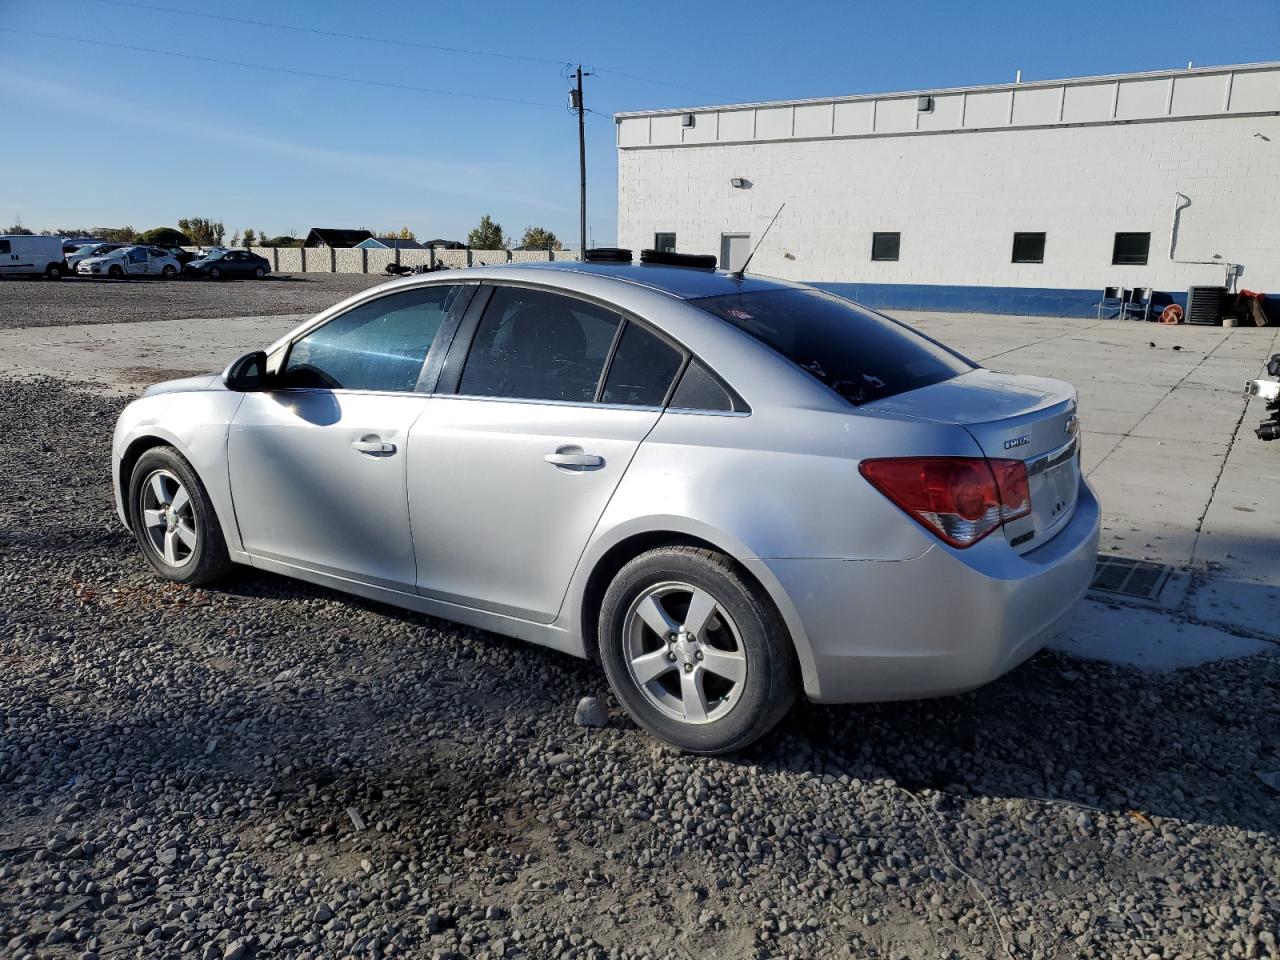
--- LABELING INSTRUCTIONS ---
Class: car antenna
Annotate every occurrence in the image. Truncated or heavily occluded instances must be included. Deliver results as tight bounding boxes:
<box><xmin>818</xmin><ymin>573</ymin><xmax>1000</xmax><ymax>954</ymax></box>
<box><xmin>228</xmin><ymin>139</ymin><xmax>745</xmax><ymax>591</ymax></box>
<box><xmin>729</xmin><ymin>202</ymin><xmax>785</xmax><ymax>280</ymax></box>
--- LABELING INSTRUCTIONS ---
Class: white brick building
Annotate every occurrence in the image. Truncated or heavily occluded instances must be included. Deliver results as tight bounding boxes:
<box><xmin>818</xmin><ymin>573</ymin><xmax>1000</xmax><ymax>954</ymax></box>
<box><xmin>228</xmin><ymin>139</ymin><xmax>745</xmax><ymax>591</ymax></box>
<box><xmin>615</xmin><ymin>63</ymin><xmax>1280</xmax><ymax>317</ymax></box>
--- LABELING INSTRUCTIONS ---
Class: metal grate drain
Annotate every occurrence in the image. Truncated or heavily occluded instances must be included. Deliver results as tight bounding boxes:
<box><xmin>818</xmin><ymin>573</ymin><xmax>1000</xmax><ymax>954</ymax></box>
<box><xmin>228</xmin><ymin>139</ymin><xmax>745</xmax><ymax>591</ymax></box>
<box><xmin>1090</xmin><ymin>556</ymin><xmax>1171</xmax><ymax>600</ymax></box>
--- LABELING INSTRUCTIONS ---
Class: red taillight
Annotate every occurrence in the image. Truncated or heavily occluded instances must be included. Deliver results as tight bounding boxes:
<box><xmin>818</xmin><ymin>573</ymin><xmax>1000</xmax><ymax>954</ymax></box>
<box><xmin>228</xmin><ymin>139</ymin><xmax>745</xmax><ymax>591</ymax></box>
<box><xmin>859</xmin><ymin>456</ymin><xmax>1031</xmax><ymax>548</ymax></box>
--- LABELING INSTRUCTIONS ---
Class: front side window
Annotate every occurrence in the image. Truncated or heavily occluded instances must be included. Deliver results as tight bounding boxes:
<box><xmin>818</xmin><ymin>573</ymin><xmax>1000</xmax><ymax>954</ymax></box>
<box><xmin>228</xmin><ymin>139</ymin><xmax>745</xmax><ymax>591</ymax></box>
<box><xmin>693</xmin><ymin>288</ymin><xmax>972</xmax><ymax>406</ymax></box>
<box><xmin>1012</xmin><ymin>232</ymin><xmax>1046</xmax><ymax>263</ymax></box>
<box><xmin>283</xmin><ymin>284</ymin><xmax>465</xmax><ymax>392</ymax></box>
<box><xmin>1112</xmin><ymin>232</ymin><xmax>1150</xmax><ymax>265</ymax></box>
<box><xmin>654</xmin><ymin>232</ymin><xmax>676</xmax><ymax>253</ymax></box>
<box><xmin>127</xmin><ymin>248</ymin><xmax>146</xmax><ymax>263</ymax></box>
<box><xmin>871</xmin><ymin>232</ymin><xmax>900</xmax><ymax>262</ymax></box>
<box><xmin>601</xmin><ymin>322</ymin><xmax>683</xmax><ymax>406</ymax></box>
<box><xmin>458</xmin><ymin>287</ymin><xmax>620</xmax><ymax>403</ymax></box>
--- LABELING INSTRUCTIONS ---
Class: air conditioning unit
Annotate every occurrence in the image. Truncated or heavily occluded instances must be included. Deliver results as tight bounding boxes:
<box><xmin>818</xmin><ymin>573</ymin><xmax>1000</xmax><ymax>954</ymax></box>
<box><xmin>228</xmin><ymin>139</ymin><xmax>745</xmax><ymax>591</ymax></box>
<box><xmin>1186</xmin><ymin>286</ymin><xmax>1226</xmax><ymax>325</ymax></box>
<box><xmin>917</xmin><ymin>96</ymin><xmax>934</xmax><ymax>112</ymax></box>
<box><xmin>681</xmin><ymin>113</ymin><xmax>695</xmax><ymax>128</ymax></box>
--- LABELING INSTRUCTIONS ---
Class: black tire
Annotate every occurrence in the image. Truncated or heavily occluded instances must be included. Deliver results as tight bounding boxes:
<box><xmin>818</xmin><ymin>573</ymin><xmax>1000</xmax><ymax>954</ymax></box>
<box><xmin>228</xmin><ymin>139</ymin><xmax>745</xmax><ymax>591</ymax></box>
<box><xmin>209</xmin><ymin>266</ymin><xmax>221</xmax><ymax>280</ymax></box>
<box><xmin>45</xmin><ymin>262</ymin><xmax>65</xmax><ymax>279</ymax></box>
<box><xmin>108</xmin><ymin>265</ymin><xmax>124</xmax><ymax>278</ymax></box>
<box><xmin>161</xmin><ymin>264</ymin><xmax>177</xmax><ymax>279</ymax></box>
<box><xmin>254</xmin><ymin>266</ymin><xmax>266</xmax><ymax>279</ymax></box>
<box><xmin>128</xmin><ymin>446</ymin><xmax>232</xmax><ymax>586</ymax></box>
<box><xmin>598</xmin><ymin>546</ymin><xmax>797</xmax><ymax>754</ymax></box>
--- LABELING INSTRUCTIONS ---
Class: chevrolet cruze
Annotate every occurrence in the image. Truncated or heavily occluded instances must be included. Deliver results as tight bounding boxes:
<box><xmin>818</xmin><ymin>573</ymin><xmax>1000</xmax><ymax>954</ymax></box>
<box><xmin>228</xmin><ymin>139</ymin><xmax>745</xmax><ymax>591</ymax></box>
<box><xmin>112</xmin><ymin>250</ymin><xmax>1099</xmax><ymax>753</ymax></box>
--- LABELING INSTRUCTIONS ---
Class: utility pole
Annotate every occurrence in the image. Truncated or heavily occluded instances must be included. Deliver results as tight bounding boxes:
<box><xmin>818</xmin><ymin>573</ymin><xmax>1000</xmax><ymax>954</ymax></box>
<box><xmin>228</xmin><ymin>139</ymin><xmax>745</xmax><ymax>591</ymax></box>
<box><xmin>569</xmin><ymin>65</ymin><xmax>591</xmax><ymax>256</ymax></box>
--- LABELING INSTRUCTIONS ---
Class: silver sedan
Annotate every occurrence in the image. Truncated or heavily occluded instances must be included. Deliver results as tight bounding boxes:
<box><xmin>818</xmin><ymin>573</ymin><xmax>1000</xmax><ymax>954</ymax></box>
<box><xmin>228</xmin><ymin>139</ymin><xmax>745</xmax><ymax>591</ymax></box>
<box><xmin>111</xmin><ymin>256</ymin><xmax>1099</xmax><ymax>753</ymax></box>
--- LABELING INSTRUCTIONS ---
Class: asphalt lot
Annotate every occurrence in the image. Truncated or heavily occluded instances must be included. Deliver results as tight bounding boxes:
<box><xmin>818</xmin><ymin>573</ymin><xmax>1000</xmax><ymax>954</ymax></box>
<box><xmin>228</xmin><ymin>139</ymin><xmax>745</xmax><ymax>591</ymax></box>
<box><xmin>0</xmin><ymin>274</ymin><xmax>383</xmax><ymax>330</ymax></box>
<box><xmin>0</xmin><ymin>276</ymin><xmax>1277</xmax><ymax>959</ymax></box>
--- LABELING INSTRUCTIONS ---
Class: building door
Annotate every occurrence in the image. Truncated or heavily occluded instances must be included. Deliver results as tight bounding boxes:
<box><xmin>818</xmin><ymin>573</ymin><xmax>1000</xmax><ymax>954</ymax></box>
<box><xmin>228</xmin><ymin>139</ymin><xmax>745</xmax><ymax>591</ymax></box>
<box><xmin>720</xmin><ymin>233</ymin><xmax>751</xmax><ymax>272</ymax></box>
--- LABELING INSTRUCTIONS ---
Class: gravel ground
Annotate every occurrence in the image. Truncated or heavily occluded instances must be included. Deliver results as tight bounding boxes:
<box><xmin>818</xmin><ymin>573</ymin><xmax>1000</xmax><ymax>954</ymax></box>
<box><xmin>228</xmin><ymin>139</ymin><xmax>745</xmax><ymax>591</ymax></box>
<box><xmin>1</xmin><ymin>376</ymin><xmax>1278</xmax><ymax>960</ymax></box>
<box><xmin>0</xmin><ymin>275</ymin><xmax>385</xmax><ymax>330</ymax></box>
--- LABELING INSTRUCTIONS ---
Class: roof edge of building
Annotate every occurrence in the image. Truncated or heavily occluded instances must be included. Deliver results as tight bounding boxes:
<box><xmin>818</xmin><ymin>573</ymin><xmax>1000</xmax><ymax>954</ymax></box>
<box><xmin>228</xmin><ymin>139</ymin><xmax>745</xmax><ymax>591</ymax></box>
<box><xmin>614</xmin><ymin>60</ymin><xmax>1280</xmax><ymax>120</ymax></box>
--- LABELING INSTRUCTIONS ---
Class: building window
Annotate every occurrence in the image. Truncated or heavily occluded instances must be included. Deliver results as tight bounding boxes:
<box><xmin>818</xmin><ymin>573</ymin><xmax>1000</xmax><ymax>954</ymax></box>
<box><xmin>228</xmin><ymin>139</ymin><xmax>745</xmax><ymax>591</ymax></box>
<box><xmin>871</xmin><ymin>232</ymin><xmax>900</xmax><ymax>262</ymax></box>
<box><xmin>1112</xmin><ymin>232</ymin><xmax>1150</xmax><ymax>266</ymax></box>
<box><xmin>653</xmin><ymin>232</ymin><xmax>676</xmax><ymax>253</ymax></box>
<box><xmin>1012</xmin><ymin>232</ymin><xmax>1046</xmax><ymax>264</ymax></box>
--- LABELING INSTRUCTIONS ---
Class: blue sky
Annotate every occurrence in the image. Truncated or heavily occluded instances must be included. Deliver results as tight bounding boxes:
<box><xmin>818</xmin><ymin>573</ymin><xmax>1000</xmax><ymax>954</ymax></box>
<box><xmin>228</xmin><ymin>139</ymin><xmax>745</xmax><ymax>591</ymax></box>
<box><xmin>4</xmin><ymin>0</ymin><xmax>1278</xmax><ymax>246</ymax></box>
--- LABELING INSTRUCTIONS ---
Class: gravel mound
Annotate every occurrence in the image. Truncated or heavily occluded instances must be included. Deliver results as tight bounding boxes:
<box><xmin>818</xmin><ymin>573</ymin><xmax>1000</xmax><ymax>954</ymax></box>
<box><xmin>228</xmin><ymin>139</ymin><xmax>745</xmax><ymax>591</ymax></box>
<box><xmin>1</xmin><ymin>378</ymin><xmax>1277</xmax><ymax>959</ymax></box>
<box><xmin>0</xmin><ymin>275</ymin><xmax>385</xmax><ymax>330</ymax></box>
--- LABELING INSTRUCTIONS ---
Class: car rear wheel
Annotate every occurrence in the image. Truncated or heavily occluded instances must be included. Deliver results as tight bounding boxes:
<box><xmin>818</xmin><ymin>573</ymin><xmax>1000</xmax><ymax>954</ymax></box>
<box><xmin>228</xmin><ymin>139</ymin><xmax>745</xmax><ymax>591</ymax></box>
<box><xmin>598</xmin><ymin>546</ymin><xmax>797</xmax><ymax>754</ymax></box>
<box><xmin>254</xmin><ymin>266</ymin><xmax>266</xmax><ymax>279</ymax></box>
<box><xmin>108</xmin><ymin>265</ymin><xmax>124</xmax><ymax>278</ymax></box>
<box><xmin>162</xmin><ymin>265</ymin><xmax>177</xmax><ymax>279</ymax></box>
<box><xmin>209</xmin><ymin>266</ymin><xmax>221</xmax><ymax>280</ymax></box>
<box><xmin>128</xmin><ymin>446</ymin><xmax>232</xmax><ymax>586</ymax></box>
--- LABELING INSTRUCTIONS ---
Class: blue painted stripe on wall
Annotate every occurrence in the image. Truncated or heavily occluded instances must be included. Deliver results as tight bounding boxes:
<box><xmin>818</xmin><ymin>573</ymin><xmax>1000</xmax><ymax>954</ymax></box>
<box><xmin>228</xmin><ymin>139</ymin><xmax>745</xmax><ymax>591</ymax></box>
<box><xmin>810</xmin><ymin>281</ymin><xmax>1196</xmax><ymax>318</ymax></box>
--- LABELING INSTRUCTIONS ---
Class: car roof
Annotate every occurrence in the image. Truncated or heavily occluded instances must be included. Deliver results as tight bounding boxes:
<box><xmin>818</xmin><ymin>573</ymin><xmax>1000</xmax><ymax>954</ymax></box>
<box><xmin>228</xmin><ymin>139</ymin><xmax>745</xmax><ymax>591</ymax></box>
<box><xmin>502</xmin><ymin>260</ymin><xmax>802</xmax><ymax>300</ymax></box>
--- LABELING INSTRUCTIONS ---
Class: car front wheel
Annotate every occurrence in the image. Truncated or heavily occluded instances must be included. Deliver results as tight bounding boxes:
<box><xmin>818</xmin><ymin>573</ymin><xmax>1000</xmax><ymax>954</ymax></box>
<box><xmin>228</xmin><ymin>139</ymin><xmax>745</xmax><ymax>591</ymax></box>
<box><xmin>599</xmin><ymin>546</ymin><xmax>797</xmax><ymax>754</ymax></box>
<box><xmin>128</xmin><ymin>446</ymin><xmax>232</xmax><ymax>585</ymax></box>
<box><xmin>209</xmin><ymin>266</ymin><xmax>221</xmax><ymax>280</ymax></box>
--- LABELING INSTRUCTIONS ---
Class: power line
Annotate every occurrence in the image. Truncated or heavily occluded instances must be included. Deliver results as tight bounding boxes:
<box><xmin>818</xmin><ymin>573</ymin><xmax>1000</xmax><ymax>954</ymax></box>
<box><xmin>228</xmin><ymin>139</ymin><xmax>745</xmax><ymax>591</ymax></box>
<box><xmin>0</xmin><ymin>28</ymin><xmax>563</xmax><ymax>109</ymax></box>
<box><xmin>82</xmin><ymin>0</ymin><xmax>567</xmax><ymax>66</ymax></box>
<box><xmin>80</xmin><ymin>0</ymin><xmax>726</xmax><ymax>102</ymax></box>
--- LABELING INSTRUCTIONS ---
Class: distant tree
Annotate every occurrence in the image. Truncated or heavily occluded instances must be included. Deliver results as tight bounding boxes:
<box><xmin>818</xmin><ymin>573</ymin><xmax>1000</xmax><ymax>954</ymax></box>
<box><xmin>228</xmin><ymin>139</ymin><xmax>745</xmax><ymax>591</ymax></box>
<box><xmin>177</xmin><ymin>217</ymin><xmax>225</xmax><ymax>246</ymax></box>
<box><xmin>94</xmin><ymin>226</ymin><xmax>138</xmax><ymax>243</ymax></box>
<box><xmin>263</xmin><ymin>235</ymin><xmax>303</xmax><ymax>248</ymax></box>
<box><xmin>467</xmin><ymin>215</ymin><xmax>505</xmax><ymax>250</ymax></box>
<box><xmin>138</xmin><ymin>227</ymin><xmax>192</xmax><ymax>247</ymax></box>
<box><xmin>4</xmin><ymin>224</ymin><xmax>34</xmax><ymax>235</ymax></box>
<box><xmin>242</xmin><ymin>228</ymin><xmax>257</xmax><ymax>247</ymax></box>
<box><xmin>397</xmin><ymin>225</ymin><xmax>415</xmax><ymax>241</ymax></box>
<box><xmin>520</xmin><ymin>226</ymin><xmax>562</xmax><ymax>250</ymax></box>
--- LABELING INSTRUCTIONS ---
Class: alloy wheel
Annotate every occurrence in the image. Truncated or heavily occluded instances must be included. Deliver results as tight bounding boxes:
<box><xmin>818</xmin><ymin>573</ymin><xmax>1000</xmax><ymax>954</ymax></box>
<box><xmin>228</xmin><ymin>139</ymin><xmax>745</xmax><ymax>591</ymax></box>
<box><xmin>624</xmin><ymin>581</ymin><xmax>747</xmax><ymax>724</ymax></box>
<box><xmin>139</xmin><ymin>469</ymin><xmax>198</xmax><ymax>568</ymax></box>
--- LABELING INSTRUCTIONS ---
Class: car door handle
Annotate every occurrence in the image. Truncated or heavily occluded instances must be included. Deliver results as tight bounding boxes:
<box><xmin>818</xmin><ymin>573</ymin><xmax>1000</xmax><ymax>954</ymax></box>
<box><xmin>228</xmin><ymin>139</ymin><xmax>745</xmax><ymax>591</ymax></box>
<box><xmin>544</xmin><ymin>451</ymin><xmax>604</xmax><ymax>468</ymax></box>
<box><xmin>352</xmin><ymin>436</ymin><xmax>396</xmax><ymax>456</ymax></box>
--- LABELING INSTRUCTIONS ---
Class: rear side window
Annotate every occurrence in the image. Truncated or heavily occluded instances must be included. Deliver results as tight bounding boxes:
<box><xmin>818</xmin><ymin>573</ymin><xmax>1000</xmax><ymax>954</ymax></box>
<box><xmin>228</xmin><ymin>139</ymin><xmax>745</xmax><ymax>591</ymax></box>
<box><xmin>670</xmin><ymin>360</ymin><xmax>737</xmax><ymax>412</ymax></box>
<box><xmin>692</xmin><ymin>288</ymin><xmax>972</xmax><ymax>405</ymax></box>
<box><xmin>0</xmin><ymin>240</ymin><xmax>9</xmax><ymax>255</ymax></box>
<box><xmin>283</xmin><ymin>284</ymin><xmax>465</xmax><ymax>392</ymax></box>
<box><xmin>459</xmin><ymin>287</ymin><xmax>620</xmax><ymax>403</ymax></box>
<box><xmin>601</xmin><ymin>323</ymin><xmax>683</xmax><ymax>406</ymax></box>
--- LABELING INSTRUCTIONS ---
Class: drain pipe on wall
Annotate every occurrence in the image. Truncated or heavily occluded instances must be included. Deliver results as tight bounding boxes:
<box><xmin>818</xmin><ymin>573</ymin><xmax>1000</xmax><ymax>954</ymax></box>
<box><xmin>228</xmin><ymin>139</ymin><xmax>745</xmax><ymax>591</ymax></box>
<box><xmin>1170</xmin><ymin>192</ymin><xmax>1238</xmax><ymax>289</ymax></box>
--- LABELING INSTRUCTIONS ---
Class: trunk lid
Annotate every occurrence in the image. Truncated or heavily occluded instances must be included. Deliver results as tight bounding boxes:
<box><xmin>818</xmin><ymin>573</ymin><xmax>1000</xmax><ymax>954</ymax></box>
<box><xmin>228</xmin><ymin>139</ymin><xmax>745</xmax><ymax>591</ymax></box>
<box><xmin>865</xmin><ymin>369</ymin><xmax>1081</xmax><ymax>552</ymax></box>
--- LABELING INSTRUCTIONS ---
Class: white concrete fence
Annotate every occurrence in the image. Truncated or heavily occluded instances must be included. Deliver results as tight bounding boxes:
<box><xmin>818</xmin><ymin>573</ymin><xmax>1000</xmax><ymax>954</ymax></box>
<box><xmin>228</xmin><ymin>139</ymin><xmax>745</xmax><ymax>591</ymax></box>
<box><xmin>235</xmin><ymin>247</ymin><xmax>580</xmax><ymax>274</ymax></box>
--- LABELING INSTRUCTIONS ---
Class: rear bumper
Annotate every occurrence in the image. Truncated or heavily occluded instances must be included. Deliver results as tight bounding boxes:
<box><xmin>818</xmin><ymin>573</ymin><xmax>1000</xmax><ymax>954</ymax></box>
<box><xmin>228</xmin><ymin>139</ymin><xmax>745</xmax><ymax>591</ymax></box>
<box><xmin>753</xmin><ymin>478</ymin><xmax>1100</xmax><ymax>703</ymax></box>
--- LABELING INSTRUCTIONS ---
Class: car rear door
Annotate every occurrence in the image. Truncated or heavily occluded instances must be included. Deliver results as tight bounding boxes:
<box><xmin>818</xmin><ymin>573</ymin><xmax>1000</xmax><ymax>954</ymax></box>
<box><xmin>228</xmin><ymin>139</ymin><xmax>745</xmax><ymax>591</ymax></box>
<box><xmin>228</xmin><ymin>282</ymin><xmax>473</xmax><ymax>589</ymax></box>
<box><xmin>406</xmin><ymin>284</ymin><xmax>687</xmax><ymax>623</ymax></box>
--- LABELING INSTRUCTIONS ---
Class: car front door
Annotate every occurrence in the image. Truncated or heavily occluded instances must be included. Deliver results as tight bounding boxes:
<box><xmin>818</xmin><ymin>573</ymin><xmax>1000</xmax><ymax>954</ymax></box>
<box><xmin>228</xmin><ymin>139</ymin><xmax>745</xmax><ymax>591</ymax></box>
<box><xmin>406</xmin><ymin>284</ymin><xmax>687</xmax><ymax>623</ymax></box>
<box><xmin>228</xmin><ymin>282</ymin><xmax>473</xmax><ymax>590</ymax></box>
<box><xmin>124</xmin><ymin>247</ymin><xmax>148</xmax><ymax>275</ymax></box>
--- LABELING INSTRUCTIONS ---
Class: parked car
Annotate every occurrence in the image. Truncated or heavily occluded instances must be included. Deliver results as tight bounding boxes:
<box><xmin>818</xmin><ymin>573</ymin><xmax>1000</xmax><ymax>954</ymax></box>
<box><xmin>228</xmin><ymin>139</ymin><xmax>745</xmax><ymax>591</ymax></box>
<box><xmin>0</xmin><ymin>235</ymin><xmax>68</xmax><ymax>278</ymax></box>
<box><xmin>184</xmin><ymin>249</ymin><xmax>271</xmax><ymax>280</ymax></box>
<box><xmin>77</xmin><ymin>245</ymin><xmax>181</xmax><ymax>279</ymax></box>
<box><xmin>111</xmin><ymin>255</ymin><xmax>1099</xmax><ymax>753</ymax></box>
<box><xmin>66</xmin><ymin>242</ymin><xmax>129</xmax><ymax>271</ymax></box>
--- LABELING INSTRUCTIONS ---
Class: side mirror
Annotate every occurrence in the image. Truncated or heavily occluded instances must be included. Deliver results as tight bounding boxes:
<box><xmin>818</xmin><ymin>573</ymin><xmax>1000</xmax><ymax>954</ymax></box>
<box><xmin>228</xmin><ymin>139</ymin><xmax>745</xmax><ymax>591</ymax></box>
<box><xmin>223</xmin><ymin>350</ymin><xmax>271</xmax><ymax>392</ymax></box>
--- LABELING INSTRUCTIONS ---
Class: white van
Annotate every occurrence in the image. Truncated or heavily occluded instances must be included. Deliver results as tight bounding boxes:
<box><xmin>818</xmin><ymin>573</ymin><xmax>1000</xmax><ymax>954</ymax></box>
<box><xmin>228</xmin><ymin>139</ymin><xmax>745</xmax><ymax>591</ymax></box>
<box><xmin>0</xmin><ymin>235</ymin><xmax>68</xmax><ymax>278</ymax></box>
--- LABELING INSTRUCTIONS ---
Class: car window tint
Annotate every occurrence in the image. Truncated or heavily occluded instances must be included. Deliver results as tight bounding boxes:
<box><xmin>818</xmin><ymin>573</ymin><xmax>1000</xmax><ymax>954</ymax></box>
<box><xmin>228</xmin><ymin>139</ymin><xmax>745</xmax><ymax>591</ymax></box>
<box><xmin>601</xmin><ymin>322</ymin><xmax>683</xmax><ymax>406</ymax></box>
<box><xmin>692</xmin><ymin>288</ymin><xmax>973</xmax><ymax>406</ymax></box>
<box><xmin>283</xmin><ymin>284</ymin><xmax>465</xmax><ymax>392</ymax></box>
<box><xmin>0</xmin><ymin>240</ymin><xmax>9</xmax><ymax>255</ymax></box>
<box><xmin>670</xmin><ymin>360</ymin><xmax>736</xmax><ymax>412</ymax></box>
<box><xmin>459</xmin><ymin>287</ymin><xmax>620</xmax><ymax>403</ymax></box>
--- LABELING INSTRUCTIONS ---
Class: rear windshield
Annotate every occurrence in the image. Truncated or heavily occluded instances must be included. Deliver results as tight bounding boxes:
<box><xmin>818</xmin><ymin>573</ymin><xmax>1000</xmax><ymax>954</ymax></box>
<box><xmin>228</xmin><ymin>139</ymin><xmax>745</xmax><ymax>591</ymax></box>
<box><xmin>692</xmin><ymin>288</ymin><xmax>973</xmax><ymax>405</ymax></box>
